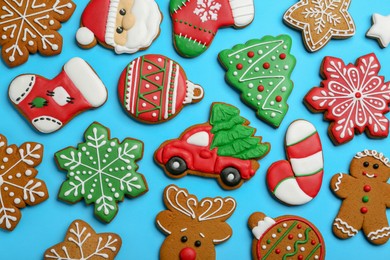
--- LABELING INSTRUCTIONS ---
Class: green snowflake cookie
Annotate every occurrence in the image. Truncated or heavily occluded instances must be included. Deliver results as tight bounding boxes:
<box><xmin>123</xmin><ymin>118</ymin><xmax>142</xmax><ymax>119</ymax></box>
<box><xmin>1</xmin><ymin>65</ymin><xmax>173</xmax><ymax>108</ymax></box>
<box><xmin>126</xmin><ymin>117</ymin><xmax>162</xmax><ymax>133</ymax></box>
<box><xmin>55</xmin><ymin>122</ymin><xmax>148</xmax><ymax>223</ymax></box>
<box><xmin>219</xmin><ymin>35</ymin><xmax>296</xmax><ymax>128</ymax></box>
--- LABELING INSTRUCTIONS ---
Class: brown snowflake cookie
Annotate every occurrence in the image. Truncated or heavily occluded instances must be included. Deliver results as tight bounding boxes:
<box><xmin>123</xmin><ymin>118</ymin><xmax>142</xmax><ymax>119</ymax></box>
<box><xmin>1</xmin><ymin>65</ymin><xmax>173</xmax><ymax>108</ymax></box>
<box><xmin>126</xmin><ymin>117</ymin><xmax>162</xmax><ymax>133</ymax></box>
<box><xmin>0</xmin><ymin>134</ymin><xmax>48</xmax><ymax>231</ymax></box>
<box><xmin>331</xmin><ymin>150</ymin><xmax>390</xmax><ymax>245</ymax></box>
<box><xmin>156</xmin><ymin>185</ymin><xmax>236</xmax><ymax>260</ymax></box>
<box><xmin>0</xmin><ymin>0</ymin><xmax>76</xmax><ymax>67</ymax></box>
<box><xmin>44</xmin><ymin>219</ymin><xmax>122</xmax><ymax>259</ymax></box>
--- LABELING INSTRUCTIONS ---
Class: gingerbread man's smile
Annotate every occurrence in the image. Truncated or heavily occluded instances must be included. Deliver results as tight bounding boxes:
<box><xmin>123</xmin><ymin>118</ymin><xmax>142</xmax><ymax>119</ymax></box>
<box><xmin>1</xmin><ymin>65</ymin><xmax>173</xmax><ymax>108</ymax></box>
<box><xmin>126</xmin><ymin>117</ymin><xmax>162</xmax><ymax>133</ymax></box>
<box><xmin>363</xmin><ymin>171</ymin><xmax>377</xmax><ymax>178</ymax></box>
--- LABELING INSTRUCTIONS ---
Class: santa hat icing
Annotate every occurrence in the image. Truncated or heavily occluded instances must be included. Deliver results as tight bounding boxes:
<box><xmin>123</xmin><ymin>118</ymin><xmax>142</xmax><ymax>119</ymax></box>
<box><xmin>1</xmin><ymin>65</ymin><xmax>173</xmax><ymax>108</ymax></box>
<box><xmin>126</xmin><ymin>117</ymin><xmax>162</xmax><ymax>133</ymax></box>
<box><xmin>76</xmin><ymin>0</ymin><xmax>119</xmax><ymax>47</ymax></box>
<box><xmin>229</xmin><ymin>0</ymin><xmax>255</xmax><ymax>27</ymax></box>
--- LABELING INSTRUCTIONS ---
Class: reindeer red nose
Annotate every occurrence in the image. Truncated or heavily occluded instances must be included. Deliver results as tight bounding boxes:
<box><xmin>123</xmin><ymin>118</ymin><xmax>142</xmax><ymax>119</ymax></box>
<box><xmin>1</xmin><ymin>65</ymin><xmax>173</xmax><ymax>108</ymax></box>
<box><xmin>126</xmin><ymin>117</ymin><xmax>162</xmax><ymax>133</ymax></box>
<box><xmin>179</xmin><ymin>247</ymin><xmax>196</xmax><ymax>260</ymax></box>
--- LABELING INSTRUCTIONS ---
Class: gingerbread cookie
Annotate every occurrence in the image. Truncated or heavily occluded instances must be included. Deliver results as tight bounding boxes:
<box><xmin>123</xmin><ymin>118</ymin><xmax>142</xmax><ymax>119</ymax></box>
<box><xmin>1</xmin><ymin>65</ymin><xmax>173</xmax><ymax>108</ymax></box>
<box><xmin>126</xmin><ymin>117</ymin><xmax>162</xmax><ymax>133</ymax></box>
<box><xmin>170</xmin><ymin>0</ymin><xmax>255</xmax><ymax>58</ymax></box>
<box><xmin>305</xmin><ymin>53</ymin><xmax>390</xmax><ymax>145</ymax></box>
<box><xmin>118</xmin><ymin>54</ymin><xmax>204</xmax><ymax>124</ymax></box>
<box><xmin>44</xmin><ymin>220</ymin><xmax>122</xmax><ymax>260</ymax></box>
<box><xmin>248</xmin><ymin>212</ymin><xmax>325</xmax><ymax>260</ymax></box>
<box><xmin>76</xmin><ymin>0</ymin><xmax>162</xmax><ymax>54</ymax></box>
<box><xmin>55</xmin><ymin>122</ymin><xmax>148</xmax><ymax>223</ymax></box>
<box><xmin>366</xmin><ymin>13</ymin><xmax>390</xmax><ymax>48</ymax></box>
<box><xmin>331</xmin><ymin>150</ymin><xmax>390</xmax><ymax>245</ymax></box>
<box><xmin>283</xmin><ymin>0</ymin><xmax>355</xmax><ymax>52</ymax></box>
<box><xmin>0</xmin><ymin>0</ymin><xmax>75</xmax><ymax>67</ymax></box>
<box><xmin>8</xmin><ymin>57</ymin><xmax>108</xmax><ymax>134</ymax></box>
<box><xmin>154</xmin><ymin>102</ymin><xmax>270</xmax><ymax>190</ymax></box>
<box><xmin>0</xmin><ymin>134</ymin><xmax>48</xmax><ymax>231</ymax></box>
<box><xmin>267</xmin><ymin>120</ymin><xmax>323</xmax><ymax>205</ymax></box>
<box><xmin>156</xmin><ymin>185</ymin><xmax>236</xmax><ymax>260</ymax></box>
<box><xmin>219</xmin><ymin>35</ymin><xmax>296</xmax><ymax>128</ymax></box>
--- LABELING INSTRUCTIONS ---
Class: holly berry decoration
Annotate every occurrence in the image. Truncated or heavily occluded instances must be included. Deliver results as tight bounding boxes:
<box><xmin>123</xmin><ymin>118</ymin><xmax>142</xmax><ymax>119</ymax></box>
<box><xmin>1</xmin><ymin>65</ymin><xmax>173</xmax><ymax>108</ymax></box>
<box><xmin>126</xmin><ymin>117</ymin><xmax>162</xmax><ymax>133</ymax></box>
<box><xmin>118</xmin><ymin>54</ymin><xmax>204</xmax><ymax>124</ymax></box>
<box><xmin>170</xmin><ymin>0</ymin><xmax>255</xmax><ymax>58</ymax></box>
<box><xmin>219</xmin><ymin>35</ymin><xmax>296</xmax><ymax>128</ymax></box>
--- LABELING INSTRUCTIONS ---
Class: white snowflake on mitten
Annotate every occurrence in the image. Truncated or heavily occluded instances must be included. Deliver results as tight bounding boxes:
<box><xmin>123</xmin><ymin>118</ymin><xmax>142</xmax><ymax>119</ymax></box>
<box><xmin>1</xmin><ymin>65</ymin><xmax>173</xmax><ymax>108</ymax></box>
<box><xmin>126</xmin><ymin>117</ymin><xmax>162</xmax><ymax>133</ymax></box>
<box><xmin>0</xmin><ymin>0</ymin><xmax>76</xmax><ymax>67</ymax></box>
<box><xmin>194</xmin><ymin>0</ymin><xmax>222</xmax><ymax>22</ymax></box>
<box><xmin>0</xmin><ymin>134</ymin><xmax>48</xmax><ymax>231</ymax></box>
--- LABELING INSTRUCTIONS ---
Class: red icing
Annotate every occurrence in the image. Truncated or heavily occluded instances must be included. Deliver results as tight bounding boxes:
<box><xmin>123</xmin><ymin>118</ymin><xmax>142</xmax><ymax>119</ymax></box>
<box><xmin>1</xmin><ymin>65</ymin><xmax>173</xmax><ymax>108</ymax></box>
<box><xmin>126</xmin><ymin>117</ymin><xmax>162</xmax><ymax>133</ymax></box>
<box><xmin>363</xmin><ymin>185</ymin><xmax>371</xmax><ymax>192</ymax></box>
<box><xmin>275</xmin><ymin>96</ymin><xmax>282</xmax><ymax>102</ymax></box>
<box><xmin>288</xmin><ymin>234</ymin><xmax>293</xmax><ymax>240</ymax></box>
<box><xmin>263</xmin><ymin>62</ymin><xmax>270</xmax><ymax>69</ymax></box>
<box><xmin>81</xmin><ymin>0</ymin><xmax>109</xmax><ymax>44</ymax></box>
<box><xmin>248</xmin><ymin>51</ymin><xmax>255</xmax><ymax>58</ymax></box>
<box><xmin>236</xmin><ymin>64</ymin><xmax>243</xmax><ymax>70</ymax></box>
<box><xmin>355</xmin><ymin>92</ymin><xmax>361</xmax><ymax>98</ymax></box>
<box><xmin>179</xmin><ymin>247</ymin><xmax>196</xmax><ymax>260</ymax></box>
<box><xmin>275</xmin><ymin>249</ymin><xmax>281</xmax><ymax>254</ymax></box>
<box><xmin>286</xmin><ymin>133</ymin><xmax>322</xmax><ymax>159</ymax></box>
<box><xmin>311</xmin><ymin>240</ymin><xmax>316</xmax><ymax>245</ymax></box>
<box><xmin>258</xmin><ymin>85</ymin><xmax>265</xmax><ymax>92</ymax></box>
<box><xmin>297</xmin><ymin>224</ymin><xmax>302</xmax><ymax>229</ymax></box>
<box><xmin>298</xmin><ymin>255</ymin><xmax>303</xmax><ymax>260</ymax></box>
<box><xmin>360</xmin><ymin>207</ymin><xmax>368</xmax><ymax>214</ymax></box>
<box><xmin>279</xmin><ymin>53</ymin><xmax>286</xmax><ymax>60</ymax></box>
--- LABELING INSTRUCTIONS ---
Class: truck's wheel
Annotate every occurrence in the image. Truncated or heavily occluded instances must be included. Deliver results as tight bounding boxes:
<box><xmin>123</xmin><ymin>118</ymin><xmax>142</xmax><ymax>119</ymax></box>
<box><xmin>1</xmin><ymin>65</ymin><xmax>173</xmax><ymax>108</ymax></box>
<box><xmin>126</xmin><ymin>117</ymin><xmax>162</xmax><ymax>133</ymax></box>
<box><xmin>166</xmin><ymin>157</ymin><xmax>187</xmax><ymax>176</ymax></box>
<box><xmin>220</xmin><ymin>167</ymin><xmax>241</xmax><ymax>187</ymax></box>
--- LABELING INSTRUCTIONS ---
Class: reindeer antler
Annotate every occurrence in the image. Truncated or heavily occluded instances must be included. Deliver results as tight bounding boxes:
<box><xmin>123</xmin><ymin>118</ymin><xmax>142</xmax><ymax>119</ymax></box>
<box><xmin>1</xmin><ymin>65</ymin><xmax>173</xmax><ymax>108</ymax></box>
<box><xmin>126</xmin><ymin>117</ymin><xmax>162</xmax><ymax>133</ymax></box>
<box><xmin>164</xmin><ymin>185</ymin><xmax>198</xmax><ymax>219</ymax></box>
<box><xmin>198</xmin><ymin>197</ymin><xmax>236</xmax><ymax>222</ymax></box>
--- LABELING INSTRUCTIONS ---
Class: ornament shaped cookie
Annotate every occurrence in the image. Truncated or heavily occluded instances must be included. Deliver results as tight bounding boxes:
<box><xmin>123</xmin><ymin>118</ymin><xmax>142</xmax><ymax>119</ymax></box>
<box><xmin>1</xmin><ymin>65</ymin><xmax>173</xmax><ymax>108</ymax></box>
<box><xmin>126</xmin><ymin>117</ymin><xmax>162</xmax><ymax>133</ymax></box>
<box><xmin>305</xmin><ymin>53</ymin><xmax>390</xmax><ymax>145</ymax></box>
<box><xmin>267</xmin><ymin>120</ymin><xmax>323</xmax><ymax>205</ymax></box>
<box><xmin>156</xmin><ymin>185</ymin><xmax>236</xmax><ymax>260</ymax></box>
<box><xmin>331</xmin><ymin>150</ymin><xmax>390</xmax><ymax>245</ymax></box>
<box><xmin>44</xmin><ymin>220</ymin><xmax>122</xmax><ymax>260</ymax></box>
<box><xmin>8</xmin><ymin>57</ymin><xmax>107</xmax><ymax>134</ymax></box>
<box><xmin>219</xmin><ymin>35</ymin><xmax>296</xmax><ymax>128</ymax></box>
<box><xmin>248</xmin><ymin>212</ymin><xmax>325</xmax><ymax>260</ymax></box>
<box><xmin>76</xmin><ymin>0</ymin><xmax>162</xmax><ymax>54</ymax></box>
<box><xmin>283</xmin><ymin>0</ymin><xmax>355</xmax><ymax>52</ymax></box>
<box><xmin>118</xmin><ymin>54</ymin><xmax>204</xmax><ymax>124</ymax></box>
<box><xmin>0</xmin><ymin>134</ymin><xmax>48</xmax><ymax>231</ymax></box>
<box><xmin>366</xmin><ymin>14</ymin><xmax>390</xmax><ymax>48</ymax></box>
<box><xmin>55</xmin><ymin>122</ymin><xmax>148</xmax><ymax>223</ymax></box>
<box><xmin>170</xmin><ymin>0</ymin><xmax>255</xmax><ymax>58</ymax></box>
<box><xmin>154</xmin><ymin>102</ymin><xmax>270</xmax><ymax>190</ymax></box>
<box><xmin>0</xmin><ymin>0</ymin><xmax>76</xmax><ymax>67</ymax></box>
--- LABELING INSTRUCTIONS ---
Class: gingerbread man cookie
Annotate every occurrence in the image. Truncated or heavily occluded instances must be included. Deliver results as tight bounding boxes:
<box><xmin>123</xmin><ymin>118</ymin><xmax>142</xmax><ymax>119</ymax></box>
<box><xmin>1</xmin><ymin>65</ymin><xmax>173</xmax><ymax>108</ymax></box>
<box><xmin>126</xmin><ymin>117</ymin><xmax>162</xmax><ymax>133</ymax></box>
<box><xmin>331</xmin><ymin>150</ymin><xmax>390</xmax><ymax>245</ymax></box>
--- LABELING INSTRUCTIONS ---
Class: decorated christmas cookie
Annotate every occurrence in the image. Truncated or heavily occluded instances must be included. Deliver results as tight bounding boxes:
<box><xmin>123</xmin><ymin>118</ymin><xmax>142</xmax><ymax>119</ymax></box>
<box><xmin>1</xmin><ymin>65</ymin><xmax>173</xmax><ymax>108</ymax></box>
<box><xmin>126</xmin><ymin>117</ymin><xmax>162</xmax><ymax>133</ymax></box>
<box><xmin>366</xmin><ymin>13</ymin><xmax>390</xmax><ymax>48</ymax></box>
<box><xmin>0</xmin><ymin>134</ymin><xmax>48</xmax><ymax>231</ymax></box>
<box><xmin>283</xmin><ymin>0</ymin><xmax>355</xmax><ymax>52</ymax></box>
<box><xmin>219</xmin><ymin>35</ymin><xmax>296</xmax><ymax>128</ymax></box>
<box><xmin>170</xmin><ymin>0</ymin><xmax>255</xmax><ymax>58</ymax></box>
<box><xmin>331</xmin><ymin>150</ymin><xmax>390</xmax><ymax>245</ymax></box>
<box><xmin>44</xmin><ymin>220</ymin><xmax>122</xmax><ymax>260</ymax></box>
<box><xmin>76</xmin><ymin>0</ymin><xmax>162</xmax><ymax>54</ymax></box>
<box><xmin>267</xmin><ymin>120</ymin><xmax>323</xmax><ymax>205</ymax></box>
<box><xmin>55</xmin><ymin>122</ymin><xmax>148</xmax><ymax>223</ymax></box>
<box><xmin>0</xmin><ymin>0</ymin><xmax>76</xmax><ymax>67</ymax></box>
<box><xmin>155</xmin><ymin>102</ymin><xmax>270</xmax><ymax>190</ymax></box>
<box><xmin>156</xmin><ymin>185</ymin><xmax>236</xmax><ymax>260</ymax></box>
<box><xmin>248</xmin><ymin>212</ymin><xmax>325</xmax><ymax>260</ymax></box>
<box><xmin>305</xmin><ymin>53</ymin><xmax>390</xmax><ymax>145</ymax></box>
<box><xmin>118</xmin><ymin>54</ymin><xmax>204</xmax><ymax>124</ymax></box>
<box><xmin>8</xmin><ymin>57</ymin><xmax>108</xmax><ymax>134</ymax></box>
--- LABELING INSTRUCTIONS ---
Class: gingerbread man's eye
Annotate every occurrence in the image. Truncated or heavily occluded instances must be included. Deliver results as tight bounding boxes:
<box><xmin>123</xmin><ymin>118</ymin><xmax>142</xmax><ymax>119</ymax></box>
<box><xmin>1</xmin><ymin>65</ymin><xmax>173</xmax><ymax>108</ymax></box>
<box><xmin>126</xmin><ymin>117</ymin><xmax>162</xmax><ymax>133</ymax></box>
<box><xmin>373</xmin><ymin>164</ymin><xmax>379</xmax><ymax>169</ymax></box>
<box><xmin>119</xmin><ymin>8</ymin><xmax>126</xmax><ymax>15</ymax></box>
<box><xmin>363</xmin><ymin>161</ymin><xmax>369</xmax><ymax>167</ymax></box>
<box><xmin>181</xmin><ymin>236</ymin><xmax>188</xmax><ymax>243</ymax></box>
<box><xmin>116</xmin><ymin>26</ymin><xmax>124</xmax><ymax>34</ymax></box>
<box><xmin>194</xmin><ymin>240</ymin><xmax>201</xmax><ymax>247</ymax></box>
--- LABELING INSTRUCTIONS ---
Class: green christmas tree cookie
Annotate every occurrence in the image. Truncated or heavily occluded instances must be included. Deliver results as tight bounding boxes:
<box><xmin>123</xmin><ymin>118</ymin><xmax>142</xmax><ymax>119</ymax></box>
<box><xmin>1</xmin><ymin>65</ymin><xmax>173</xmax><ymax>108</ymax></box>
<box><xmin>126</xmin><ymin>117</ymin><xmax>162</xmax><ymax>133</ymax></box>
<box><xmin>219</xmin><ymin>35</ymin><xmax>296</xmax><ymax>128</ymax></box>
<box><xmin>55</xmin><ymin>122</ymin><xmax>148</xmax><ymax>223</ymax></box>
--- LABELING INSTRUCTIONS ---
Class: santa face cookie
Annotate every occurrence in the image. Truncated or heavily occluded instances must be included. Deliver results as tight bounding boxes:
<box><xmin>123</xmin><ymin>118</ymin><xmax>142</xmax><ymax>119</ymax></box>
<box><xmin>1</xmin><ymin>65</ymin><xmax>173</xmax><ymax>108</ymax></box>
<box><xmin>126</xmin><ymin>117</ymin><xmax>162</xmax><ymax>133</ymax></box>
<box><xmin>305</xmin><ymin>53</ymin><xmax>390</xmax><ymax>145</ymax></box>
<box><xmin>156</xmin><ymin>185</ymin><xmax>236</xmax><ymax>260</ymax></box>
<box><xmin>76</xmin><ymin>0</ymin><xmax>162</xmax><ymax>54</ymax></box>
<box><xmin>170</xmin><ymin>0</ymin><xmax>254</xmax><ymax>58</ymax></box>
<box><xmin>44</xmin><ymin>220</ymin><xmax>122</xmax><ymax>260</ymax></box>
<box><xmin>331</xmin><ymin>150</ymin><xmax>390</xmax><ymax>245</ymax></box>
<box><xmin>0</xmin><ymin>0</ymin><xmax>76</xmax><ymax>67</ymax></box>
<box><xmin>55</xmin><ymin>122</ymin><xmax>148</xmax><ymax>223</ymax></box>
<box><xmin>155</xmin><ymin>102</ymin><xmax>270</xmax><ymax>190</ymax></box>
<box><xmin>267</xmin><ymin>120</ymin><xmax>323</xmax><ymax>205</ymax></box>
<box><xmin>118</xmin><ymin>54</ymin><xmax>204</xmax><ymax>124</ymax></box>
<box><xmin>8</xmin><ymin>57</ymin><xmax>107</xmax><ymax>134</ymax></box>
<box><xmin>219</xmin><ymin>35</ymin><xmax>296</xmax><ymax>128</ymax></box>
<box><xmin>248</xmin><ymin>212</ymin><xmax>325</xmax><ymax>260</ymax></box>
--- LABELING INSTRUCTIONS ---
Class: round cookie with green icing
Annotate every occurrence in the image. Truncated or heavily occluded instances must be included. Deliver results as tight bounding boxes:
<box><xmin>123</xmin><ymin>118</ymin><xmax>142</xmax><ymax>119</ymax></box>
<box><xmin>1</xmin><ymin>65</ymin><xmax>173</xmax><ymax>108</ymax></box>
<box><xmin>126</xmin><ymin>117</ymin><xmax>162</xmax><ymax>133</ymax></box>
<box><xmin>219</xmin><ymin>35</ymin><xmax>296</xmax><ymax>128</ymax></box>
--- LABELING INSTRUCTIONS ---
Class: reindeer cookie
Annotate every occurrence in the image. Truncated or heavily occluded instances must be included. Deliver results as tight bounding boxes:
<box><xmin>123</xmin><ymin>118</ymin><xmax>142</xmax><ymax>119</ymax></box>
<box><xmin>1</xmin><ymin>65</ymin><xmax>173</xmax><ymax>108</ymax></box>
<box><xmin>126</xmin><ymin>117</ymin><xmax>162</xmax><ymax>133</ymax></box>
<box><xmin>156</xmin><ymin>185</ymin><xmax>236</xmax><ymax>260</ymax></box>
<box><xmin>331</xmin><ymin>150</ymin><xmax>390</xmax><ymax>245</ymax></box>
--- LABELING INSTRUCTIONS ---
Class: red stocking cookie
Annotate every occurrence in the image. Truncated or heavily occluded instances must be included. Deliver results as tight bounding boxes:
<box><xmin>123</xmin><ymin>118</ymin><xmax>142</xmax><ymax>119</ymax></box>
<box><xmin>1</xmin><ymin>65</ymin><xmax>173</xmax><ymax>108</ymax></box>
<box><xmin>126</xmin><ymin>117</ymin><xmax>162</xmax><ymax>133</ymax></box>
<box><xmin>8</xmin><ymin>57</ymin><xmax>107</xmax><ymax>134</ymax></box>
<box><xmin>331</xmin><ymin>150</ymin><xmax>390</xmax><ymax>245</ymax></box>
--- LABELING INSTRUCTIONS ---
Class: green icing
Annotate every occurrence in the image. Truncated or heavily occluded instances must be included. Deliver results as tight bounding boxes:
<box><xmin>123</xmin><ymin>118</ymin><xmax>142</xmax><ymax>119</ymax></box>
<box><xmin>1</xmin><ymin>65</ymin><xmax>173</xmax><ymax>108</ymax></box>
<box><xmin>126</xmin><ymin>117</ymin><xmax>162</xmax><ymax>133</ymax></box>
<box><xmin>30</xmin><ymin>97</ymin><xmax>47</xmax><ymax>108</ymax></box>
<box><xmin>174</xmin><ymin>34</ymin><xmax>206</xmax><ymax>58</ymax></box>
<box><xmin>169</xmin><ymin>0</ymin><xmax>189</xmax><ymax>13</ymax></box>
<box><xmin>210</xmin><ymin>103</ymin><xmax>270</xmax><ymax>160</ymax></box>
<box><xmin>219</xmin><ymin>35</ymin><xmax>296</xmax><ymax>128</ymax></box>
<box><xmin>55</xmin><ymin>122</ymin><xmax>148</xmax><ymax>223</ymax></box>
<box><xmin>282</xmin><ymin>228</ymin><xmax>311</xmax><ymax>259</ymax></box>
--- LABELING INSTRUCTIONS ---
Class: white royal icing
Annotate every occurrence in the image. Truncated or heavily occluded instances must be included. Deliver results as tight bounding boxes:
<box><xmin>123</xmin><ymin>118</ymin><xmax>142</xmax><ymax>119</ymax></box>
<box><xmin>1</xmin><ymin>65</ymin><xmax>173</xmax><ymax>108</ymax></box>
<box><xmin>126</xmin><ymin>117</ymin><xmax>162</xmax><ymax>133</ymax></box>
<box><xmin>187</xmin><ymin>131</ymin><xmax>209</xmax><ymax>147</ymax></box>
<box><xmin>274</xmin><ymin>178</ymin><xmax>313</xmax><ymax>205</ymax></box>
<box><xmin>290</xmin><ymin>151</ymin><xmax>323</xmax><ymax>176</ymax></box>
<box><xmin>8</xmin><ymin>75</ymin><xmax>36</xmax><ymax>104</ymax></box>
<box><xmin>76</xmin><ymin>27</ymin><xmax>95</xmax><ymax>46</ymax></box>
<box><xmin>252</xmin><ymin>216</ymin><xmax>276</xmax><ymax>240</ymax></box>
<box><xmin>286</xmin><ymin>120</ymin><xmax>316</xmax><ymax>146</ymax></box>
<box><xmin>366</xmin><ymin>13</ymin><xmax>390</xmax><ymax>48</ymax></box>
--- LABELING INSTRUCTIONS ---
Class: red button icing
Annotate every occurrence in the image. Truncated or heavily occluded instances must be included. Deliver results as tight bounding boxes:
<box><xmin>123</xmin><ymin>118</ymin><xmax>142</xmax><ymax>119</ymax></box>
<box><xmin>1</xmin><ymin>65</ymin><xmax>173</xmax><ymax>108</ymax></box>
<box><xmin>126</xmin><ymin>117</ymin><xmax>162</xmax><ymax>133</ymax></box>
<box><xmin>361</xmin><ymin>207</ymin><xmax>368</xmax><ymax>214</ymax></box>
<box><xmin>263</xmin><ymin>62</ymin><xmax>270</xmax><ymax>69</ymax></box>
<box><xmin>363</xmin><ymin>185</ymin><xmax>371</xmax><ymax>192</ymax></box>
<box><xmin>248</xmin><ymin>51</ymin><xmax>255</xmax><ymax>58</ymax></box>
<box><xmin>236</xmin><ymin>64</ymin><xmax>243</xmax><ymax>70</ymax></box>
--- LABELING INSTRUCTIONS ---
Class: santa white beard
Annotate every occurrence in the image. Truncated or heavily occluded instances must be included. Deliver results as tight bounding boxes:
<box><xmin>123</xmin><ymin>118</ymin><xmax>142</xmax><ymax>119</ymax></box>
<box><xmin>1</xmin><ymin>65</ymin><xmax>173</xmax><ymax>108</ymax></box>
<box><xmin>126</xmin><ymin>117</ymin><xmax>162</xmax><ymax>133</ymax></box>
<box><xmin>114</xmin><ymin>0</ymin><xmax>162</xmax><ymax>54</ymax></box>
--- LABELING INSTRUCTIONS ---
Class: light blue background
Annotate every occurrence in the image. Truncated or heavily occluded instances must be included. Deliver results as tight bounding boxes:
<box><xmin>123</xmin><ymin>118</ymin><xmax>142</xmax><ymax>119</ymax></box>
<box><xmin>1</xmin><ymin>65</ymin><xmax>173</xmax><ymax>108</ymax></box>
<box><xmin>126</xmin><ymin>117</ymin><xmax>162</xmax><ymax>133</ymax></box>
<box><xmin>1</xmin><ymin>0</ymin><xmax>390</xmax><ymax>259</ymax></box>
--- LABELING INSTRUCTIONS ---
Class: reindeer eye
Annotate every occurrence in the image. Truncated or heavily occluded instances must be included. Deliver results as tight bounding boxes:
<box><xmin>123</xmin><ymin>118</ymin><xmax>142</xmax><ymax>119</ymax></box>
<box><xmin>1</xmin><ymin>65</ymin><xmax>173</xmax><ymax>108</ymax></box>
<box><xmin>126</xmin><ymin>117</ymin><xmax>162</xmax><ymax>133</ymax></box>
<box><xmin>195</xmin><ymin>240</ymin><xmax>201</xmax><ymax>247</ymax></box>
<box><xmin>363</xmin><ymin>161</ymin><xmax>369</xmax><ymax>167</ymax></box>
<box><xmin>373</xmin><ymin>164</ymin><xmax>379</xmax><ymax>169</ymax></box>
<box><xmin>181</xmin><ymin>236</ymin><xmax>188</xmax><ymax>243</ymax></box>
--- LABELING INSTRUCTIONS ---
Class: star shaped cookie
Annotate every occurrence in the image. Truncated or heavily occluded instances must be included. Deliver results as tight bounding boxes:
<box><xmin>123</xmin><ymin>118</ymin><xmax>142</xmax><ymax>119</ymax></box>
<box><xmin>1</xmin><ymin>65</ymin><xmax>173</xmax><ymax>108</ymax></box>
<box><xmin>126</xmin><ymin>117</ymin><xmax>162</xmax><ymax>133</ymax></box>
<box><xmin>367</xmin><ymin>14</ymin><xmax>390</xmax><ymax>48</ymax></box>
<box><xmin>284</xmin><ymin>0</ymin><xmax>355</xmax><ymax>52</ymax></box>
